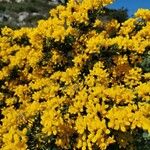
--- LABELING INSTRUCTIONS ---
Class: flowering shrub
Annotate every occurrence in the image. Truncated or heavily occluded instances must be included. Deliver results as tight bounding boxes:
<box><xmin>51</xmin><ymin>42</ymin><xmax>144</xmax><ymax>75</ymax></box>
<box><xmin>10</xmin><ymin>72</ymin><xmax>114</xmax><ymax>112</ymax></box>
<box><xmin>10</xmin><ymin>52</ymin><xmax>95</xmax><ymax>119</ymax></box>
<box><xmin>0</xmin><ymin>0</ymin><xmax>150</xmax><ymax>149</ymax></box>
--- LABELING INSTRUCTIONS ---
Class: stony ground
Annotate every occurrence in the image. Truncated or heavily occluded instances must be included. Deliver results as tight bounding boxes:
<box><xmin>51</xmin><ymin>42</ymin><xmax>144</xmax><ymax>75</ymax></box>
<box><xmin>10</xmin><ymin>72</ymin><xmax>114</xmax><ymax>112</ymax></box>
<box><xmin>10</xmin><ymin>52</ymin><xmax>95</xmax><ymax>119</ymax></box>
<box><xmin>0</xmin><ymin>0</ymin><xmax>59</xmax><ymax>28</ymax></box>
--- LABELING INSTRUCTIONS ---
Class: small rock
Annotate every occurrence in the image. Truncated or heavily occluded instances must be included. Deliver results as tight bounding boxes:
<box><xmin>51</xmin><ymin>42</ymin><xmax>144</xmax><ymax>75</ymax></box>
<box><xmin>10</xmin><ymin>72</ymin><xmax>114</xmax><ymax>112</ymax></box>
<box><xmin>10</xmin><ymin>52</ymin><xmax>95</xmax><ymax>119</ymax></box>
<box><xmin>0</xmin><ymin>13</ymin><xmax>10</xmax><ymax>22</ymax></box>
<box><xmin>32</xmin><ymin>12</ymin><xmax>40</xmax><ymax>16</ymax></box>
<box><xmin>16</xmin><ymin>0</ymin><xmax>24</xmax><ymax>2</ymax></box>
<box><xmin>18</xmin><ymin>12</ymin><xmax>29</xmax><ymax>22</ymax></box>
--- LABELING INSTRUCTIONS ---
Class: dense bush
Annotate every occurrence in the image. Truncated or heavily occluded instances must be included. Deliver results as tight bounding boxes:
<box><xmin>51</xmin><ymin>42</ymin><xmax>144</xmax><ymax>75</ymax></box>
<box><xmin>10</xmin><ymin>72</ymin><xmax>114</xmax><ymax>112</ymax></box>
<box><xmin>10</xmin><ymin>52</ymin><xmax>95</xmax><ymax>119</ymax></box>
<box><xmin>0</xmin><ymin>0</ymin><xmax>150</xmax><ymax>149</ymax></box>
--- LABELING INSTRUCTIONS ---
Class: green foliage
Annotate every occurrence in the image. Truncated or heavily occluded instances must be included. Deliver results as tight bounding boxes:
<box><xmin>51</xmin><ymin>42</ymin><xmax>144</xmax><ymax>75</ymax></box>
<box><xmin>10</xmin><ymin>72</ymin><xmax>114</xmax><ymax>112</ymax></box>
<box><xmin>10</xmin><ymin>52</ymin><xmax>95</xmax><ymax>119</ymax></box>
<box><xmin>103</xmin><ymin>7</ymin><xmax>129</xmax><ymax>23</ymax></box>
<box><xmin>138</xmin><ymin>49</ymin><xmax>150</xmax><ymax>72</ymax></box>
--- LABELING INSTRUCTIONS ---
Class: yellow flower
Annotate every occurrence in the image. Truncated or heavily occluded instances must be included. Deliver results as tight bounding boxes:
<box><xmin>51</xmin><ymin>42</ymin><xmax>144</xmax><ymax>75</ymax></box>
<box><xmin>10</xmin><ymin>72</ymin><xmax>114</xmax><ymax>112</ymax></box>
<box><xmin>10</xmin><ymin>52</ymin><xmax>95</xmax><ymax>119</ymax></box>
<box><xmin>93</xmin><ymin>19</ymin><xmax>102</xmax><ymax>27</ymax></box>
<box><xmin>124</xmin><ymin>67</ymin><xmax>142</xmax><ymax>88</ymax></box>
<box><xmin>135</xmin><ymin>83</ymin><xmax>150</xmax><ymax>102</ymax></box>
<box><xmin>135</xmin><ymin>8</ymin><xmax>150</xmax><ymax>21</ymax></box>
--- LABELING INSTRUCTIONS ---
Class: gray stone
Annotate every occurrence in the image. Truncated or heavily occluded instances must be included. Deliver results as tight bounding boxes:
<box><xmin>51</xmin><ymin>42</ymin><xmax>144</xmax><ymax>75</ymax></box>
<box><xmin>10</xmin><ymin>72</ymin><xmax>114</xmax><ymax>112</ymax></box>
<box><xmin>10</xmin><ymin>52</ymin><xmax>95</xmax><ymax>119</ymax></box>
<box><xmin>16</xmin><ymin>0</ymin><xmax>24</xmax><ymax>2</ymax></box>
<box><xmin>18</xmin><ymin>12</ymin><xmax>29</xmax><ymax>22</ymax></box>
<box><xmin>31</xmin><ymin>12</ymin><xmax>40</xmax><ymax>16</ymax></box>
<box><xmin>0</xmin><ymin>13</ymin><xmax>10</xmax><ymax>22</ymax></box>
